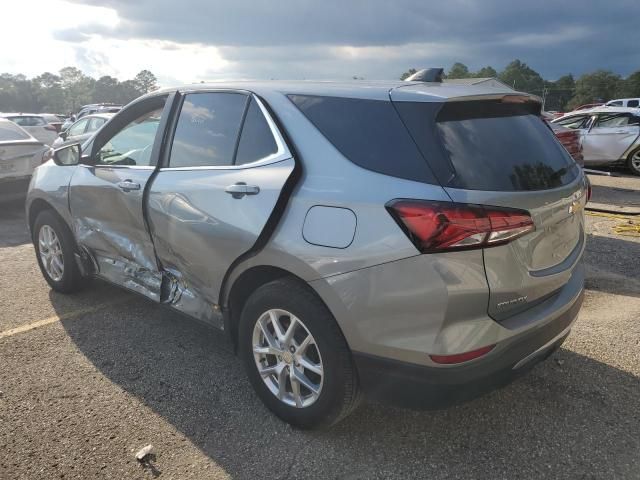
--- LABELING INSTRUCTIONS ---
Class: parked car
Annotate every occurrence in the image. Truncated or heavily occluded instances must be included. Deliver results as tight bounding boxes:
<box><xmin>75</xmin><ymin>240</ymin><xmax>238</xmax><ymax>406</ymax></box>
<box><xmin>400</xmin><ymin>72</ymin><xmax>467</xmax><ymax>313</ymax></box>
<box><xmin>549</xmin><ymin>122</ymin><xmax>583</xmax><ymax>166</ymax></box>
<box><xmin>28</xmin><ymin>81</ymin><xmax>587</xmax><ymax>428</ymax></box>
<box><xmin>61</xmin><ymin>104</ymin><xmax>122</xmax><ymax>132</ymax></box>
<box><xmin>52</xmin><ymin>113</ymin><xmax>114</xmax><ymax>148</ymax></box>
<box><xmin>0</xmin><ymin>113</ymin><xmax>58</xmax><ymax>146</ymax></box>
<box><xmin>0</xmin><ymin>119</ymin><xmax>49</xmax><ymax>202</ymax></box>
<box><xmin>605</xmin><ymin>98</ymin><xmax>640</xmax><ymax>108</ymax></box>
<box><xmin>552</xmin><ymin>107</ymin><xmax>640</xmax><ymax>174</ymax></box>
<box><xmin>40</xmin><ymin>114</ymin><xmax>66</xmax><ymax>133</ymax></box>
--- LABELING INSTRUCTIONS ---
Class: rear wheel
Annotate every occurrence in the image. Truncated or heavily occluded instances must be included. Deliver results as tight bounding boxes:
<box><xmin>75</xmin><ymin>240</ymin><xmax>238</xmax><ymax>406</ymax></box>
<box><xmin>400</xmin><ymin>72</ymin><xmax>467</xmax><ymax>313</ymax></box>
<box><xmin>238</xmin><ymin>278</ymin><xmax>360</xmax><ymax>429</ymax></box>
<box><xmin>627</xmin><ymin>147</ymin><xmax>640</xmax><ymax>176</ymax></box>
<box><xmin>33</xmin><ymin>210</ymin><xmax>83</xmax><ymax>293</ymax></box>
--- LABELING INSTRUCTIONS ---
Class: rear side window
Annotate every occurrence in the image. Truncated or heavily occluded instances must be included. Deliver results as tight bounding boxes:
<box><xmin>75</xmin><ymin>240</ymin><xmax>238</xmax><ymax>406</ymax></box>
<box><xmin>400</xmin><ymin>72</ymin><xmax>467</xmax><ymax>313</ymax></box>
<box><xmin>628</xmin><ymin>100</ymin><xmax>639</xmax><ymax>108</ymax></box>
<box><xmin>397</xmin><ymin>101</ymin><xmax>579</xmax><ymax>191</ymax></box>
<box><xmin>595</xmin><ymin>113</ymin><xmax>639</xmax><ymax>127</ymax></box>
<box><xmin>288</xmin><ymin>95</ymin><xmax>436</xmax><ymax>183</ymax></box>
<box><xmin>169</xmin><ymin>92</ymin><xmax>248</xmax><ymax>168</ymax></box>
<box><xmin>235</xmin><ymin>98</ymin><xmax>278</xmax><ymax>165</ymax></box>
<box><xmin>87</xmin><ymin>117</ymin><xmax>106</xmax><ymax>132</ymax></box>
<box><xmin>554</xmin><ymin>114</ymin><xmax>592</xmax><ymax>129</ymax></box>
<box><xmin>0</xmin><ymin>121</ymin><xmax>30</xmax><ymax>141</ymax></box>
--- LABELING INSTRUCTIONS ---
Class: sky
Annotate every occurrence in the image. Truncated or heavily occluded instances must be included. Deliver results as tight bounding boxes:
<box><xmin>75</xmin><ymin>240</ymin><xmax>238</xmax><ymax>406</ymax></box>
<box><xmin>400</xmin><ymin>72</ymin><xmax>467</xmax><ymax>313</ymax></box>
<box><xmin>2</xmin><ymin>0</ymin><xmax>638</xmax><ymax>86</ymax></box>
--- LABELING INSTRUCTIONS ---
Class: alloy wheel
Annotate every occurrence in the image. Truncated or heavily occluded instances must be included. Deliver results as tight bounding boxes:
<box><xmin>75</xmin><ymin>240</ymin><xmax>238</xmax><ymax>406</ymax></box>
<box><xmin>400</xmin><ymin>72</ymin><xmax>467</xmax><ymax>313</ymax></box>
<box><xmin>252</xmin><ymin>309</ymin><xmax>324</xmax><ymax>408</ymax></box>
<box><xmin>38</xmin><ymin>225</ymin><xmax>64</xmax><ymax>282</ymax></box>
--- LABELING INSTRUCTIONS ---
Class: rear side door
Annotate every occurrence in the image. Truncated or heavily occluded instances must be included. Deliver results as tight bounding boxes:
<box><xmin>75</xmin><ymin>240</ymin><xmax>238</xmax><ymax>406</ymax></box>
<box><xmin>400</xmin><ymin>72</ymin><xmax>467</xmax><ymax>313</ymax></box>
<box><xmin>582</xmin><ymin>112</ymin><xmax>640</xmax><ymax>162</ymax></box>
<box><xmin>68</xmin><ymin>93</ymin><xmax>173</xmax><ymax>300</ymax></box>
<box><xmin>146</xmin><ymin>90</ymin><xmax>295</xmax><ymax>326</ymax></box>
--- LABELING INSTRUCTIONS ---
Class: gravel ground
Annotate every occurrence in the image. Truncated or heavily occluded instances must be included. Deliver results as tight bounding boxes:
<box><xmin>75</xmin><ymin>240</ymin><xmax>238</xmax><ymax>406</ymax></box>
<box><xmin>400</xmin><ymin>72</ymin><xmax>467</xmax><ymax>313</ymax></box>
<box><xmin>0</xmin><ymin>192</ymin><xmax>639</xmax><ymax>479</ymax></box>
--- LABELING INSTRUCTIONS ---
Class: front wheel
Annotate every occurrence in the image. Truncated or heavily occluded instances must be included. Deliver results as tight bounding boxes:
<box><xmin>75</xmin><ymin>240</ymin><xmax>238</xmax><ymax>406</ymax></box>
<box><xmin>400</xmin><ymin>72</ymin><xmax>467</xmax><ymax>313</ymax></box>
<box><xmin>33</xmin><ymin>210</ymin><xmax>83</xmax><ymax>293</ymax></box>
<box><xmin>238</xmin><ymin>278</ymin><xmax>360</xmax><ymax>429</ymax></box>
<box><xmin>627</xmin><ymin>147</ymin><xmax>640</xmax><ymax>176</ymax></box>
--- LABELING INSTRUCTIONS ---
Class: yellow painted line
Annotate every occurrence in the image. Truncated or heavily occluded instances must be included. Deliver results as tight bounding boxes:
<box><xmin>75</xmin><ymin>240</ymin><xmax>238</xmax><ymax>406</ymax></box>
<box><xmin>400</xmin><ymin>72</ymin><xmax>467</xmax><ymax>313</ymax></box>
<box><xmin>0</xmin><ymin>296</ymin><xmax>131</xmax><ymax>340</ymax></box>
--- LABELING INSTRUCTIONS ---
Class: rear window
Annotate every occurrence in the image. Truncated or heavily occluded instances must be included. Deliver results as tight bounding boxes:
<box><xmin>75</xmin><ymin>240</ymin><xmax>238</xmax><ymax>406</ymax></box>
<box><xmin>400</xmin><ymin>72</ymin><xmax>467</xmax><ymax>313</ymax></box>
<box><xmin>0</xmin><ymin>121</ymin><xmax>31</xmax><ymax>141</ymax></box>
<box><xmin>398</xmin><ymin>101</ymin><xmax>580</xmax><ymax>191</ymax></box>
<box><xmin>288</xmin><ymin>95</ymin><xmax>436</xmax><ymax>183</ymax></box>
<box><xmin>9</xmin><ymin>116</ymin><xmax>46</xmax><ymax>127</ymax></box>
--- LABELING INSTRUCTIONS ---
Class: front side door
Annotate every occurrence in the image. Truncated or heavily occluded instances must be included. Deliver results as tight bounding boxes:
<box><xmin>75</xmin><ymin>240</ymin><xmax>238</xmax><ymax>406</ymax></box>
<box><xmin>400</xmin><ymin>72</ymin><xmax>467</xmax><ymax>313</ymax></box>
<box><xmin>582</xmin><ymin>112</ymin><xmax>640</xmax><ymax>163</ymax></box>
<box><xmin>146</xmin><ymin>91</ymin><xmax>295</xmax><ymax>326</ymax></box>
<box><xmin>68</xmin><ymin>93</ymin><xmax>173</xmax><ymax>300</ymax></box>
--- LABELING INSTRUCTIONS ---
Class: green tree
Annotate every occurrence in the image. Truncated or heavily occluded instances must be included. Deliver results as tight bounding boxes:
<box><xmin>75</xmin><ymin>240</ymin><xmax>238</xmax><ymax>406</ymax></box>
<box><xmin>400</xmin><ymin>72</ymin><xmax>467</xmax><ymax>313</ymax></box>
<box><xmin>498</xmin><ymin>59</ymin><xmax>544</xmax><ymax>93</ymax></box>
<box><xmin>447</xmin><ymin>62</ymin><xmax>470</xmax><ymax>79</ymax></box>
<box><xmin>134</xmin><ymin>70</ymin><xmax>158</xmax><ymax>94</ymax></box>
<box><xmin>567</xmin><ymin>70</ymin><xmax>622</xmax><ymax>109</ymax></box>
<box><xmin>617</xmin><ymin>71</ymin><xmax>640</xmax><ymax>98</ymax></box>
<box><xmin>473</xmin><ymin>66</ymin><xmax>497</xmax><ymax>78</ymax></box>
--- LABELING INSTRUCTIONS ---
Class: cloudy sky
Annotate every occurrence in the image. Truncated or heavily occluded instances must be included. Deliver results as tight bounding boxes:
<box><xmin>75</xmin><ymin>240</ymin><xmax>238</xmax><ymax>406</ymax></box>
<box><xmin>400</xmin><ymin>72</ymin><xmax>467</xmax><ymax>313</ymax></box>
<box><xmin>3</xmin><ymin>0</ymin><xmax>638</xmax><ymax>85</ymax></box>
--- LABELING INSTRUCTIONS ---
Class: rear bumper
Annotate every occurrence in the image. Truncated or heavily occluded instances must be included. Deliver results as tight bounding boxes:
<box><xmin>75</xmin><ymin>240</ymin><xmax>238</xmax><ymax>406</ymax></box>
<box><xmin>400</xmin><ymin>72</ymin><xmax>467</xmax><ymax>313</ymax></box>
<box><xmin>0</xmin><ymin>176</ymin><xmax>30</xmax><ymax>202</ymax></box>
<box><xmin>353</xmin><ymin>288</ymin><xmax>583</xmax><ymax>409</ymax></box>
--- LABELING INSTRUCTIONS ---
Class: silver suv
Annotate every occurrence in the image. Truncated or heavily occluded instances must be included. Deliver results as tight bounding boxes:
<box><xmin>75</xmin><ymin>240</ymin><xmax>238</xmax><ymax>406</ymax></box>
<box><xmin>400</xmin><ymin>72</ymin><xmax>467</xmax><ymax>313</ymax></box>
<box><xmin>27</xmin><ymin>80</ymin><xmax>587</xmax><ymax>428</ymax></box>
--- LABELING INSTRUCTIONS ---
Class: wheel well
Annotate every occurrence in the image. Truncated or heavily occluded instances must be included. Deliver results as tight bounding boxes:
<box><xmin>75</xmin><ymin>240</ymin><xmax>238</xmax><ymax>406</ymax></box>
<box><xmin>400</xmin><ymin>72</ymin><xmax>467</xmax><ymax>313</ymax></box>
<box><xmin>28</xmin><ymin>199</ymin><xmax>57</xmax><ymax>238</ymax></box>
<box><xmin>225</xmin><ymin>266</ymin><xmax>308</xmax><ymax>349</ymax></box>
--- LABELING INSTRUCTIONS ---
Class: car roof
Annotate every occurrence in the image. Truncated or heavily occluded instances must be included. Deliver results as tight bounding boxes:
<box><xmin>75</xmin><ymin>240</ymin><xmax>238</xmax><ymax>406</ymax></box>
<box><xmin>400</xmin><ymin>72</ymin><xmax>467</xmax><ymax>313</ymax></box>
<box><xmin>0</xmin><ymin>113</ymin><xmax>44</xmax><ymax>117</ymax></box>
<box><xmin>148</xmin><ymin>79</ymin><xmax>530</xmax><ymax>103</ymax></box>
<box><xmin>606</xmin><ymin>98</ymin><xmax>640</xmax><ymax>102</ymax></box>
<box><xmin>578</xmin><ymin>106</ymin><xmax>640</xmax><ymax>114</ymax></box>
<box><xmin>82</xmin><ymin>113</ymin><xmax>115</xmax><ymax>120</ymax></box>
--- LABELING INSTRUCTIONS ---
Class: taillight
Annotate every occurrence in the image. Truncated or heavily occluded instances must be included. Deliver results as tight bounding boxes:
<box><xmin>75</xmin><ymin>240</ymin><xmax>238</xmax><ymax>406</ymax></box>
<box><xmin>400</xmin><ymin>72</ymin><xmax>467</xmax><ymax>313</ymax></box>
<box><xmin>386</xmin><ymin>199</ymin><xmax>534</xmax><ymax>253</ymax></box>
<box><xmin>44</xmin><ymin>124</ymin><xmax>57</xmax><ymax>132</ymax></box>
<box><xmin>430</xmin><ymin>344</ymin><xmax>495</xmax><ymax>364</ymax></box>
<box><xmin>586</xmin><ymin>178</ymin><xmax>592</xmax><ymax>202</ymax></box>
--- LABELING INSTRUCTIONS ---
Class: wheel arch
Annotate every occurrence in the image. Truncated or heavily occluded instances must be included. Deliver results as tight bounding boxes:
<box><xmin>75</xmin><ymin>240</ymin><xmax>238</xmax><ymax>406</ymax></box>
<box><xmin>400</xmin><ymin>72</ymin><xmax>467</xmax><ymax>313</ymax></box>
<box><xmin>28</xmin><ymin>198</ymin><xmax>65</xmax><ymax>239</ymax></box>
<box><xmin>223</xmin><ymin>265</ymin><xmax>343</xmax><ymax>352</ymax></box>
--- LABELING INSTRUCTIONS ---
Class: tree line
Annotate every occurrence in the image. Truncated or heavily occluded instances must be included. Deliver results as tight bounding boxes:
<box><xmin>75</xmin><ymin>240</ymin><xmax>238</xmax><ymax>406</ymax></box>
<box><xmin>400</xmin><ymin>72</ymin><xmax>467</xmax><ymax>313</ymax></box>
<box><xmin>401</xmin><ymin>60</ymin><xmax>640</xmax><ymax>112</ymax></box>
<box><xmin>0</xmin><ymin>68</ymin><xmax>159</xmax><ymax>115</ymax></box>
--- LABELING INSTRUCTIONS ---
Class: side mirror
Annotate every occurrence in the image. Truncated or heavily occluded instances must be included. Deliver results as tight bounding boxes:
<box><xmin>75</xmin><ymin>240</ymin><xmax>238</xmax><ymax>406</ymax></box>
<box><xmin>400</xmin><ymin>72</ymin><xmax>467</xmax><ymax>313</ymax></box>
<box><xmin>53</xmin><ymin>144</ymin><xmax>81</xmax><ymax>166</ymax></box>
<box><xmin>59</xmin><ymin>130</ymin><xmax>68</xmax><ymax>140</ymax></box>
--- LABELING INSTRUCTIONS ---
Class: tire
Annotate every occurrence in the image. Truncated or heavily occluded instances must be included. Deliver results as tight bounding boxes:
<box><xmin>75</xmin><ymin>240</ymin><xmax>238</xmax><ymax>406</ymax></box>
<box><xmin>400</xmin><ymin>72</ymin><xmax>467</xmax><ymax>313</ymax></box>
<box><xmin>33</xmin><ymin>210</ymin><xmax>84</xmax><ymax>293</ymax></box>
<box><xmin>627</xmin><ymin>147</ymin><xmax>640</xmax><ymax>176</ymax></box>
<box><xmin>238</xmin><ymin>277</ymin><xmax>360</xmax><ymax>429</ymax></box>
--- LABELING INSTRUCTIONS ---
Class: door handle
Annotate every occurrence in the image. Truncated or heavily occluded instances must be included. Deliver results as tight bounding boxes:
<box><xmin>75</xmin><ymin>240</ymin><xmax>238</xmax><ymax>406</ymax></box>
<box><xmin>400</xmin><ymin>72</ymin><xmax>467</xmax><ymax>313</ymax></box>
<box><xmin>117</xmin><ymin>180</ymin><xmax>141</xmax><ymax>191</ymax></box>
<box><xmin>225</xmin><ymin>182</ymin><xmax>260</xmax><ymax>199</ymax></box>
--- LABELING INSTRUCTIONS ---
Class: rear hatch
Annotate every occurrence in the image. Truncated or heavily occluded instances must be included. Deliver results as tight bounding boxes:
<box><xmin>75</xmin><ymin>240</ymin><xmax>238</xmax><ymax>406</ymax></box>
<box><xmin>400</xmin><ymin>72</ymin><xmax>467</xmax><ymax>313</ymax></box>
<box><xmin>392</xmin><ymin>92</ymin><xmax>586</xmax><ymax>322</ymax></box>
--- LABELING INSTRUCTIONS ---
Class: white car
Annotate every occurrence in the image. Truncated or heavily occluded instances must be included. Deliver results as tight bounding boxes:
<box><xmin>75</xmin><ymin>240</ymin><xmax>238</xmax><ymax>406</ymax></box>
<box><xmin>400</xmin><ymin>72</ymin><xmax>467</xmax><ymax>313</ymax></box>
<box><xmin>0</xmin><ymin>119</ymin><xmax>49</xmax><ymax>202</ymax></box>
<box><xmin>0</xmin><ymin>114</ymin><xmax>58</xmax><ymax>146</ymax></box>
<box><xmin>605</xmin><ymin>98</ymin><xmax>640</xmax><ymax>108</ymax></box>
<box><xmin>552</xmin><ymin>107</ymin><xmax>640</xmax><ymax>175</ymax></box>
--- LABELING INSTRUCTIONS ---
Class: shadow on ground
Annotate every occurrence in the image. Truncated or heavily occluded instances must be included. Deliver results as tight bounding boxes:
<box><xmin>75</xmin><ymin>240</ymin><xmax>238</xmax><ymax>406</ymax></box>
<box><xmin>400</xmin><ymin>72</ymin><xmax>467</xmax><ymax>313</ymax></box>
<box><xmin>584</xmin><ymin>231</ymin><xmax>640</xmax><ymax>298</ymax></box>
<box><xmin>52</xmin><ymin>286</ymin><xmax>639</xmax><ymax>479</ymax></box>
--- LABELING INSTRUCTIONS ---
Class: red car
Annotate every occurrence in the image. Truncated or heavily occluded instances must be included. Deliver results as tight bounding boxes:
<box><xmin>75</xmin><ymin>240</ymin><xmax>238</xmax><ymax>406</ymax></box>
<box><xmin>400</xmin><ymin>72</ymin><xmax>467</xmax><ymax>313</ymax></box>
<box><xmin>549</xmin><ymin>123</ymin><xmax>583</xmax><ymax>166</ymax></box>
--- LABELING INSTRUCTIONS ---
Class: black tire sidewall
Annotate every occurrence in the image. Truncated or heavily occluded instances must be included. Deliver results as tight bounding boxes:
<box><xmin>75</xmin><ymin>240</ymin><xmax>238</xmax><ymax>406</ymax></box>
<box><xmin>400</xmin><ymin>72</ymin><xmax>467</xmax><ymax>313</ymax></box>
<box><xmin>238</xmin><ymin>280</ymin><xmax>352</xmax><ymax>429</ymax></box>
<box><xmin>33</xmin><ymin>210</ymin><xmax>82</xmax><ymax>293</ymax></box>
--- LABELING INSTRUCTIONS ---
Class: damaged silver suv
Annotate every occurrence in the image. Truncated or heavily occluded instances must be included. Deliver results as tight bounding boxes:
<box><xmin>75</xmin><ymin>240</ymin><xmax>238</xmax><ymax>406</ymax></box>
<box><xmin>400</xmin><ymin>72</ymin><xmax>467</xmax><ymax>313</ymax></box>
<box><xmin>27</xmin><ymin>79</ymin><xmax>587</xmax><ymax>428</ymax></box>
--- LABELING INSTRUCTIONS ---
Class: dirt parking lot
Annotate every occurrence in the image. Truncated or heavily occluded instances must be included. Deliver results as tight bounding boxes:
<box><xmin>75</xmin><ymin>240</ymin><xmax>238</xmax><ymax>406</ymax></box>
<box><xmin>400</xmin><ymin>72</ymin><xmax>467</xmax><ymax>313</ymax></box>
<box><xmin>1</xmin><ymin>173</ymin><xmax>639</xmax><ymax>480</ymax></box>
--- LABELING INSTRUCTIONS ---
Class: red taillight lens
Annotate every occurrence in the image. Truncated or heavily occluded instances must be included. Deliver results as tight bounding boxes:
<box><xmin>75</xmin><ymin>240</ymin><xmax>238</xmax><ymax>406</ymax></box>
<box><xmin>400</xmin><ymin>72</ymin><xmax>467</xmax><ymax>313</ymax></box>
<box><xmin>386</xmin><ymin>200</ymin><xmax>534</xmax><ymax>253</ymax></box>
<box><xmin>430</xmin><ymin>344</ymin><xmax>495</xmax><ymax>364</ymax></box>
<box><xmin>586</xmin><ymin>179</ymin><xmax>592</xmax><ymax>202</ymax></box>
<box><xmin>44</xmin><ymin>124</ymin><xmax>57</xmax><ymax>132</ymax></box>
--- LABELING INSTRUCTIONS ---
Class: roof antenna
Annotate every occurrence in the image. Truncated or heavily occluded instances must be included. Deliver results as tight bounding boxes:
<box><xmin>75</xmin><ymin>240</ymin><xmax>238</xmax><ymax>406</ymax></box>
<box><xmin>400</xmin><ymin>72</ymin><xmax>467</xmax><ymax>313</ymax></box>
<box><xmin>405</xmin><ymin>68</ymin><xmax>444</xmax><ymax>83</ymax></box>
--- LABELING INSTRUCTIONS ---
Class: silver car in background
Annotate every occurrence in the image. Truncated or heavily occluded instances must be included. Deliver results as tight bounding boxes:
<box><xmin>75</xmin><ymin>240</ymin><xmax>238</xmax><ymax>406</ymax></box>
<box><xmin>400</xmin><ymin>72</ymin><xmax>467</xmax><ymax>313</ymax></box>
<box><xmin>0</xmin><ymin>113</ymin><xmax>59</xmax><ymax>146</ymax></box>
<box><xmin>27</xmin><ymin>80</ymin><xmax>587</xmax><ymax>428</ymax></box>
<box><xmin>552</xmin><ymin>106</ymin><xmax>640</xmax><ymax>174</ymax></box>
<box><xmin>0</xmin><ymin>118</ymin><xmax>49</xmax><ymax>202</ymax></box>
<box><xmin>52</xmin><ymin>113</ymin><xmax>114</xmax><ymax>148</ymax></box>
